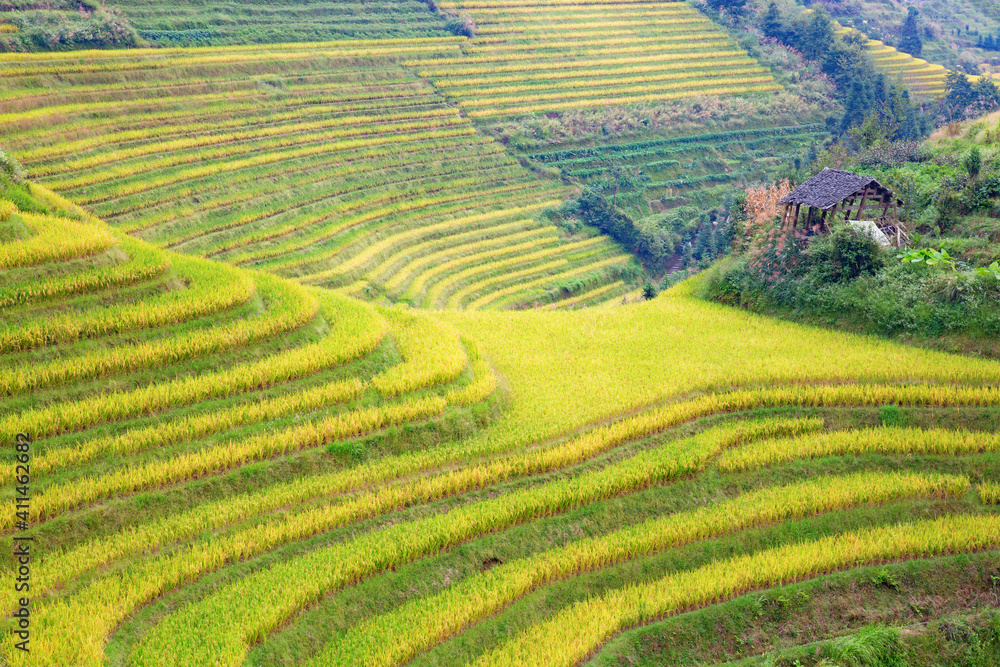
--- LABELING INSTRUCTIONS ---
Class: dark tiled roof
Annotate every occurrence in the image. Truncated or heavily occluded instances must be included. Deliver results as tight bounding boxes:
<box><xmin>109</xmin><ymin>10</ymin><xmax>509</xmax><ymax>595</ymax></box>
<box><xmin>778</xmin><ymin>168</ymin><xmax>885</xmax><ymax>209</ymax></box>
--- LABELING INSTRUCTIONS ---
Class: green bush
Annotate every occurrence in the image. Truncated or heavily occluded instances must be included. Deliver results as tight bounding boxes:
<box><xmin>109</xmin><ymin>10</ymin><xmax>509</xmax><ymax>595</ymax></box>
<box><xmin>806</xmin><ymin>226</ymin><xmax>887</xmax><ymax>284</ymax></box>
<box><xmin>0</xmin><ymin>150</ymin><xmax>25</xmax><ymax>183</ymax></box>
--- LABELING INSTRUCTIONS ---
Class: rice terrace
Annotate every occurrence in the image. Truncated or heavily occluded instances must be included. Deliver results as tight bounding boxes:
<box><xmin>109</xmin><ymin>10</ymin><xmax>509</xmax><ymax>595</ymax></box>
<box><xmin>2</xmin><ymin>0</ymin><xmax>1000</xmax><ymax>664</ymax></box>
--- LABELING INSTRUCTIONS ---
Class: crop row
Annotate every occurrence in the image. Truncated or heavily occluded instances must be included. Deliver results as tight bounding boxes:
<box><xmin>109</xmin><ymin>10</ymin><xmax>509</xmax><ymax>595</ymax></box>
<box><xmin>0</xmin><ymin>269</ymin><xmax>315</xmax><ymax>396</ymax></box>
<box><xmin>226</xmin><ymin>179</ymin><xmax>548</xmax><ymax>268</ymax></box>
<box><xmin>424</xmin><ymin>236</ymin><xmax>605</xmax><ymax>308</ymax></box>
<box><xmin>27</xmin><ymin>108</ymin><xmax>461</xmax><ymax>177</ymax></box>
<box><xmin>553</xmin><ymin>280</ymin><xmax>626</xmax><ymax>309</ymax></box>
<box><xmin>0</xmin><ymin>288</ymin><xmax>381</xmax><ymax>439</ymax></box>
<box><xmin>530</xmin><ymin>124</ymin><xmax>825</xmax><ymax>163</ymax></box>
<box><xmin>312</xmin><ymin>470</ymin><xmax>967</xmax><ymax>667</ymax></box>
<box><xmin>11</xmin><ymin>396</ymin><xmax>448</xmax><ymax>530</ymax></box>
<box><xmin>442</xmin><ymin>242</ymin><xmax>618</xmax><ymax>309</ymax></box>
<box><xmin>308</xmin><ymin>202</ymin><xmax>555</xmax><ymax>285</ymax></box>
<box><xmin>0</xmin><ymin>238</ymin><xmax>167</xmax><ymax>310</ymax></box>
<box><xmin>155</xmin><ymin>147</ymin><xmax>512</xmax><ymax>249</ymax></box>
<box><xmin>0</xmin><ymin>252</ymin><xmax>255</xmax><ymax>353</ymax></box>
<box><xmin>403</xmin><ymin>230</ymin><xmax>560</xmax><ymax>300</ymax></box>
<box><xmin>459</xmin><ymin>73</ymin><xmax>773</xmax><ymax>107</ymax></box>
<box><xmin>269</xmin><ymin>187</ymin><xmax>562</xmax><ymax>286</ymax></box>
<box><xmin>71</xmin><ymin>127</ymin><xmax>477</xmax><ymax>205</ymax></box>
<box><xmin>111</xmin><ymin>134</ymin><xmax>501</xmax><ymax>226</ymax></box>
<box><xmin>0</xmin><ymin>37</ymin><xmax>465</xmax><ymax>64</ymax></box>
<box><xmin>0</xmin><ymin>211</ymin><xmax>114</xmax><ymax>270</ymax></box>
<box><xmin>718</xmin><ymin>425</ymin><xmax>1000</xmax><ymax>471</ymax></box>
<box><xmin>127</xmin><ymin>417</ymin><xmax>816</xmax><ymax>667</ymax></box>
<box><xmin>0</xmin><ymin>44</ymin><xmax>463</xmax><ymax>78</ymax></box>
<box><xmin>474</xmin><ymin>514</ymin><xmax>1000</xmax><ymax>666</ymax></box>
<box><xmin>414</xmin><ymin>50</ymin><xmax>748</xmax><ymax>77</ymax></box>
<box><xmin>9</xmin><ymin>90</ymin><xmax>444</xmax><ymax>150</ymax></box>
<box><xmin>370</xmin><ymin>313</ymin><xmax>469</xmax><ymax>396</ymax></box>
<box><xmin>472</xmin><ymin>255</ymin><xmax>630</xmax><ymax>310</ymax></box>
<box><xmin>445</xmin><ymin>67</ymin><xmax>771</xmax><ymax>98</ymax></box>
<box><xmin>48</xmin><ymin>116</ymin><xmax>472</xmax><ymax>191</ymax></box>
<box><xmin>17</xmin><ymin>97</ymin><xmax>447</xmax><ymax>163</ymax></box>
<box><xmin>465</xmin><ymin>83</ymin><xmax>784</xmax><ymax>118</ymax></box>
<box><xmin>215</xmin><ymin>165</ymin><xmax>529</xmax><ymax>262</ymax></box>
<box><xmin>431</xmin><ymin>57</ymin><xmax>758</xmax><ymax>88</ymax></box>
<box><xmin>303</xmin><ymin>190</ymin><xmax>566</xmax><ymax>287</ymax></box>
<box><xmin>0</xmin><ymin>81</ymin><xmax>431</xmax><ymax>131</ymax></box>
<box><xmin>375</xmin><ymin>217</ymin><xmax>554</xmax><ymax>293</ymax></box>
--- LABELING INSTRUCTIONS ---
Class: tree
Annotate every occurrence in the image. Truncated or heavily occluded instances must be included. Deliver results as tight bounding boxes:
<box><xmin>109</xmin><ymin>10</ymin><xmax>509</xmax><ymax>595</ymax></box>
<box><xmin>898</xmin><ymin>6</ymin><xmax>922</xmax><ymax>57</ymax></box>
<box><xmin>943</xmin><ymin>70</ymin><xmax>976</xmax><ymax>120</ymax></box>
<box><xmin>802</xmin><ymin>7</ymin><xmax>835</xmax><ymax>60</ymax></box>
<box><xmin>965</xmin><ymin>146</ymin><xmax>982</xmax><ymax>180</ymax></box>
<box><xmin>760</xmin><ymin>2</ymin><xmax>783</xmax><ymax>40</ymax></box>
<box><xmin>707</xmin><ymin>0</ymin><xmax>748</xmax><ymax>16</ymax></box>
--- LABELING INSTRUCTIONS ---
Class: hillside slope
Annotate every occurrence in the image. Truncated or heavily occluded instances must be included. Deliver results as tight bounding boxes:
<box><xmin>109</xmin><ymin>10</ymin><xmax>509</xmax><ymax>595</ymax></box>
<box><xmin>2</xmin><ymin>183</ymin><xmax>999</xmax><ymax>666</ymax></box>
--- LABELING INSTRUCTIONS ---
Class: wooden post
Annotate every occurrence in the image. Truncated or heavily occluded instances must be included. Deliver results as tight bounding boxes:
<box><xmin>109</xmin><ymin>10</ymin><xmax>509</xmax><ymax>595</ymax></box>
<box><xmin>855</xmin><ymin>188</ymin><xmax>870</xmax><ymax>220</ymax></box>
<box><xmin>843</xmin><ymin>198</ymin><xmax>855</xmax><ymax>222</ymax></box>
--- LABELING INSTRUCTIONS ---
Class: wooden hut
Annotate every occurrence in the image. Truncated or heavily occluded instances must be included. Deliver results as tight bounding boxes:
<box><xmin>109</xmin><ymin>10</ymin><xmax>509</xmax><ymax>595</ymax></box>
<box><xmin>779</xmin><ymin>168</ymin><xmax>906</xmax><ymax>245</ymax></box>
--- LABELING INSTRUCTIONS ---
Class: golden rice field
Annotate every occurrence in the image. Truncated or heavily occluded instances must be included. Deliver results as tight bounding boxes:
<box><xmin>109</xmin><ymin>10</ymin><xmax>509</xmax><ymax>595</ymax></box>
<box><xmin>411</xmin><ymin>0</ymin><xmax>781</xmax><ymax>117</ymax></box>
<box><xmin>0</xmin><ymin>40</ymin><xmax>639</xmax><ymax>310</ymax></box>
<box><xmin>1</xmin><ymin>2</ymin><xmax>998</xmax><ymax>664</ymax></box>
<box><xmin>833</xmin><ymin>22</ymin><xmax>949</xmax><ymax>97</ymax></box>
<box><xmin>2</xmin><ymin>184</ymin><xmax>1000</xmax><ymax>665</ymax></box>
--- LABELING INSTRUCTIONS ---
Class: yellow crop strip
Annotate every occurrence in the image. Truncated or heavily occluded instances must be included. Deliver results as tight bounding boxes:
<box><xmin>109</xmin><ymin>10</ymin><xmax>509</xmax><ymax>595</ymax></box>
<box><xmin>473</xmin><ymin>514</ymin><xmax>1000</xmax><ymax>667</ymax></box>
<box><xmin>440</xmin><ymin>238</ymin><xmax>617</xmax><ymax>309</ymax></box>
<box><xmin>469</xmin><ymin>255</ymin><xmax>631</xmax><ymax>309</ymax></box>
<box><xmin>0</xmin><ymin>236</ymin><xmax>166</xmax><ymax>310</ymax></box>
<box><xmin>306</xmin><ymin>202</ymin><xmax>554</xmax><ymax>283</ymax></box>
<box><xmin>429</xmin><ymin>236</ymin><xmax>606</xmax><ymax>308</ymax></box>
<box><xmin>0</xmin><ymin>289</ymin><xmax>382</xmax><ymax>439</ymax></box>
<box><xmin>224</xmin><ymin>179</ymin><xmax>547</xmax><ymax>266</ymax></box>
<box><xmin>370</xmin><ymin>312</ymin><xmax>469</xmax><ymax>396</ymax></box>
<box><xmin>980</xmin><ymin>482</ymin><xmax>1000</xmax><ymax>505</ymax></box>
<box><xmin>457</xmin><ymin>76</ymin><xmax>777</xmax><ymax>108</ymax></box>
<box><xmin>0</xmin><ymin>252</ymin><xmax>255</xmax><ymax>353</ymax></box>
<box><xmin>718</xmin><ymin>426</ymin><xmax>1000</xmax><ymax>472</ymax></box>
<box><xmin>0</xmin><ymin>210</ymin><xmax>114</xmax><ymax>269</ymax></box>
<box><xmin>554</xmin><ymin>280</ymin><xmax>626</xmax><ymax>308</ymax></box>
<box><xmin>379</xmin><ymin>220</ymin><xmax>554</xmax><ymax>292</ymax></box>
<box><xmin>27</xmin><ymin>110</ymin><xmax>463</xmax><ymax>177</ymax></box>
<box><xmin>7</xmin><ymin>397</ymin><xmax>447</xmax><ymax>530</ymax></box>
<box><xmin>466</xmin><ymin>83</ymin><xmax>783</xmax><ymax>117</ymax></box>
<box><xmin>405</xmin><ymin>233</ymin><xmax>562</xmax><ymax>301</ymax></box>
<box><xmin>0</xmin><ymin>270</ymin><xmax>314</xmax><ymax>395</ymax></box>
<box><xmin>125</xmin><ymin>418</ymin><xmax>817</xmax><ymax>667</ymax></box>
<box><xmin>310</xmin><ymin>471</ymin><xmax>967</xmax><ymax>667</ymax></box>
<box><xmin>47</xmin><ymin>117</ymin><xmax>472</xmax><ymax>191</ymax></box>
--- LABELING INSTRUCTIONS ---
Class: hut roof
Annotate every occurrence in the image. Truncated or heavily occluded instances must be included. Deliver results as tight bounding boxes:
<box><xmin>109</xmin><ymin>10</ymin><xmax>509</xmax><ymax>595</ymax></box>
<box><xmin>778</xmin><ymin>168</ymin><xmax>890</xmax><ymax>210</ymax></box>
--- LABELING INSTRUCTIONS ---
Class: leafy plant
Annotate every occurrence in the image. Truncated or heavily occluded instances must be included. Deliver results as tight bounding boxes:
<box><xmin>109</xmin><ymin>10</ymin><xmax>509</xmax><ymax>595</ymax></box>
<box><xmin>975</xmin><ymin>261</ymin><xmax>1000</xmax><ymax>280</ymax></box>
<box><xmin>897</xmin><ymin>247</ymin><xmax>956</xmax><ymax>270</ymax></box>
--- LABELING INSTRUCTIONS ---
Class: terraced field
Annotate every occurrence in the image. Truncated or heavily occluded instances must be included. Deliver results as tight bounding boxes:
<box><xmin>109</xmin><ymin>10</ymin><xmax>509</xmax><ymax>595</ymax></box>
<box><xmin>526</xmin><ymin>124</ymin><xmax>827</xmax><ymax>216</ymax></box>
<box><xmin>0</xmin><ymin>40</ymin><xmax>640</xmax><ymax>309</ymax></box>
<box><xmin>110</xmin><ymin>0</ymin><xmax>450</xmax><ymax>45</ymax></box>
<box><xmin>3</xmin><ymin>186</ymin><xmax>1000</xmax><ymax>665</ymax></box>
<box><xmin>408</xmin><ymin>0</ymin><xmax>782</xmax><ymax>117</ymax></box>
<box><xmin>833</xmin><ymin>22</ymin><xmax>949</xmax><ymax>97</ymax></box>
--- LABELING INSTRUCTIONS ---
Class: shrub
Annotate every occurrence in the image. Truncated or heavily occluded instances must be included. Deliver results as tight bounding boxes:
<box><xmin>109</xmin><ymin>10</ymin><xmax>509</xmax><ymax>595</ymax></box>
<box><xmin>0</xmin><ymin>150</ymin><xmax>25</xmax><ymax>183</ymax></box>
<box><xmin>445</xmin><ymin>13</ymin><xmax>475</xmax><ymax>38</ymax></box>
<box><xmin>806</xmin><ymin>226</ymin><xmax>887</xmax><ymax>283</ymax></box>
